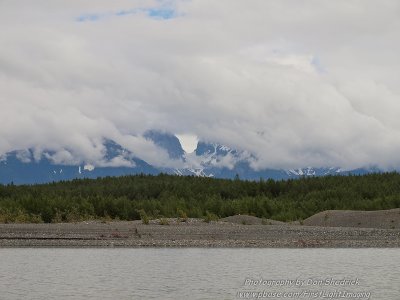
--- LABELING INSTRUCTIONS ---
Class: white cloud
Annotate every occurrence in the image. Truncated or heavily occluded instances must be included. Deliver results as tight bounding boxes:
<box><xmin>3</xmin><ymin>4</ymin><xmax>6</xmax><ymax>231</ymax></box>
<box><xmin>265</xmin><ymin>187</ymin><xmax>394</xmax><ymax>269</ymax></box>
<box><xmin>1</xmin><ymin>0</ymin><xmax>400</xmax><ymax>170</ymax></box>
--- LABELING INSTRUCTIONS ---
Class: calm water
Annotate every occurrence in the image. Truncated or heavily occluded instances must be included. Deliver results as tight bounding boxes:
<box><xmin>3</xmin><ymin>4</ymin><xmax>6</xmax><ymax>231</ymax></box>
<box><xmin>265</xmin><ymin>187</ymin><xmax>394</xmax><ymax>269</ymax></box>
<box><xmin>0</xmin><ymin>248</ymin><xmax>399</xmax><ymax>299</ymax></box>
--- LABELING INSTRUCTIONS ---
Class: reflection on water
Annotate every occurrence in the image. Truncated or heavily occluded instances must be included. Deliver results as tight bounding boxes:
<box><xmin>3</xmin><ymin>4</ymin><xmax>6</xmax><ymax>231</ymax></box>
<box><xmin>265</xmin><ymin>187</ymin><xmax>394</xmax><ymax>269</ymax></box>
<box><xmin>0</xmin><ymin>248</ymin><xmax>399</xmax><ymax>299</ymax></box>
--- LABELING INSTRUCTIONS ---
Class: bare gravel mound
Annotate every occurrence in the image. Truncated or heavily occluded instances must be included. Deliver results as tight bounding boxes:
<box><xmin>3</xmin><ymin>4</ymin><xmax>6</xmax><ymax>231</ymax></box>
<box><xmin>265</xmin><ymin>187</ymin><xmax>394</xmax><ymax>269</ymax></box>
<box><xmin>221</xmin><ymin>215</ymin><xmax>285</xmax><ymax>225</ymax></box>
<box><xmin>304</xmin><ymin>208</ymin><xmax>400</xmax><ymax>229</ymax></box>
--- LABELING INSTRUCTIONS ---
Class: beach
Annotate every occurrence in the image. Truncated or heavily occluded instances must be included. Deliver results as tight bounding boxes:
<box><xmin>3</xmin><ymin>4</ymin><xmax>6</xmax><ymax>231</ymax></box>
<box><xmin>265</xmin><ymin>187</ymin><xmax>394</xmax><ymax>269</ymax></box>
<box><xmin>1</xmin><ymin>215</ymin><xmax>399</xmax><ymax>248</ymax></box>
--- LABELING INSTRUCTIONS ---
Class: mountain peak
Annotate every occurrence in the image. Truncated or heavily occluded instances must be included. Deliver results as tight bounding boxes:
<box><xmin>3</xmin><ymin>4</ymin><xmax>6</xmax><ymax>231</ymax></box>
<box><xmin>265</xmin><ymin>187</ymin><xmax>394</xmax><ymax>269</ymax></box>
<box><xmin>144</xmin><ymin>130</ymin><xmax>185</xmax><ymax>160</ymax></box>
<box><xmin>0</xmin><ymin>131</ymin><xmax>378</xmax><ymax>184</ymax></box>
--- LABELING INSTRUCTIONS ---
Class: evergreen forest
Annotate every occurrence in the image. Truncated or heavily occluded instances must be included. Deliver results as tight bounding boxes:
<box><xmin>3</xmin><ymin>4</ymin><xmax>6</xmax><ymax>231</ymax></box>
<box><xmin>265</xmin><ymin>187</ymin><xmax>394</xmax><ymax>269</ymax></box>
<box><xmin>0</xmin><ymin>173</ymin><xmax>399</xmax><ymax>223</ymax></box>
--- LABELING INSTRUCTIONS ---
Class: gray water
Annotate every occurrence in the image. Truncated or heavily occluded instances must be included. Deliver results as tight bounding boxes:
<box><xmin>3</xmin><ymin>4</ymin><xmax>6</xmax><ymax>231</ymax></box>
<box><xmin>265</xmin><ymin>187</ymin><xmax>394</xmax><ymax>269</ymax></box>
<box><xmin>0</xmin><ymin>248</ymin><xmax>399</xmax><ymax>299</ymax></box>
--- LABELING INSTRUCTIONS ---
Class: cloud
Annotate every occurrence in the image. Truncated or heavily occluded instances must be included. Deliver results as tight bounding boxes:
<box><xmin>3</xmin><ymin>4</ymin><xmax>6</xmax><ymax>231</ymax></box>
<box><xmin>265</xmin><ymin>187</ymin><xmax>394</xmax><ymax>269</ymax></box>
<box><xmin>1</xmin><ymin>0</ymin><xmax>400</xmax><ymax>170</ymax></box>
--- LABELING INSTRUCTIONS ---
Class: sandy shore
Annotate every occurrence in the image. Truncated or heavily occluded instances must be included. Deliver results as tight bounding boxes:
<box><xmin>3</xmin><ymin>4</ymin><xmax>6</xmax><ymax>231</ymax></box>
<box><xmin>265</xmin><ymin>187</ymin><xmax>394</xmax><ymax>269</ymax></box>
<box><xmin>1</xmin><ymin>217</ymin><xmax>400</xmax><ymax>248</ymax></box>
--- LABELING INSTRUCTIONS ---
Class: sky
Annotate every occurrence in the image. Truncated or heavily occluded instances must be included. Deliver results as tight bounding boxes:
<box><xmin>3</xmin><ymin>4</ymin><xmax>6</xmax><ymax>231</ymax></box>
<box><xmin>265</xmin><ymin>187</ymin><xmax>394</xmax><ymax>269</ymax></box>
<box><xmin>1</xmin><ymin>0</ymin><xmax>400</xmax><ymax>170</ymax></box>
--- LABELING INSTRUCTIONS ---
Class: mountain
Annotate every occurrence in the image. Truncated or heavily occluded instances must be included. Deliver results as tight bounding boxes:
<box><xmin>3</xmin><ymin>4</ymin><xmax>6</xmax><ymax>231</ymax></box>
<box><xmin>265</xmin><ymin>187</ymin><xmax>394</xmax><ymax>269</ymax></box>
<box><xmin>0</xmin><ymin>131</ymin><xmax>377</xmax><ymax>184</ymax></box>
<box><xmin>144</xmin><ymin>130</ymin><xmax>185</xmax><ymax>160</ymax></box>
<box><xmin>181</xmin><ymin>142</ymin><xmax>370</xmax><ymax>180</ymax></box>
<box><xmin>0</xmin><ymin>142</ymin><xmax>159</xmax><ymax>185</ymax></box>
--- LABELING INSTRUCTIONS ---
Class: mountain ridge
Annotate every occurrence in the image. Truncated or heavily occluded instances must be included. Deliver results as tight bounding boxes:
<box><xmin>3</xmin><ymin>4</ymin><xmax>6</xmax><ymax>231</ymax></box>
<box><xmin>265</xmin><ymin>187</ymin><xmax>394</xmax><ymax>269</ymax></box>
<box><xmin>0</xmin><ymin>131</ymin><xmax>377</xmax><ymax>184</ymax></box>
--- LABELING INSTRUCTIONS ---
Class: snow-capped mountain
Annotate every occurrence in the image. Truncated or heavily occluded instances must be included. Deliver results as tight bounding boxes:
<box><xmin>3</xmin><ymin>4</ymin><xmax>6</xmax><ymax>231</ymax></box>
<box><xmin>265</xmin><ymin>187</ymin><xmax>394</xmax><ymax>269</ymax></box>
<box><xmin>0</xmin><ymin>131</ymin><xmax>376</xmax><ymax>184</ymax></box>
<box><xmin>144</xmin><ymin>130</ymin><xmax>185</xmax><ymax>161</ymax></box>
<box><xmin>181</xmin><ymin>143</ymin><xmax>366</xmax><ymax>180</ymax></box>
<box><xmin>286</xmin><ymin>167</ymin><xmax>343</xmax><ymax>177</ymax></box>
<box><xmin>0</xmin><ymin>140</ymin><xmax>160</xmax><ymax>184</ymax></box>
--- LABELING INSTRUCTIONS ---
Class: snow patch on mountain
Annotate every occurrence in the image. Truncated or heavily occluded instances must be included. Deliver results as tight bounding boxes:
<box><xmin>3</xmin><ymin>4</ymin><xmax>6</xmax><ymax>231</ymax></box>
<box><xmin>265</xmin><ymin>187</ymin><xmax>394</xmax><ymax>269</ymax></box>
<box><xmin>0</xmin><ymin>131</ymin><xmax>381</xmax><ymax>184</ymax></box>
<box><xmin>286</xmin><ymin>167</ymin><xmax>343</xmax><ymax>177</ymax></box>
<box><xmin>84</xmin><ymin>164</ymin><xmax>95</xmax><ymax>171</ymax></box>
<box><xmin>190</xmin><ymin>142</ymin><xmax>250</xmax><ymax>170</ymax></box>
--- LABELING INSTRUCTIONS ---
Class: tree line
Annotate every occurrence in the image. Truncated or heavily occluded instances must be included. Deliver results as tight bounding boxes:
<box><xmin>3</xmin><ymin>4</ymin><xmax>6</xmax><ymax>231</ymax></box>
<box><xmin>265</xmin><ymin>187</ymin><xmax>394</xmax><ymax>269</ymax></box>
<box><xmin>0</xmin><ymin>172</ymin><xmax>399</xmax><ymax>223</ymax></box>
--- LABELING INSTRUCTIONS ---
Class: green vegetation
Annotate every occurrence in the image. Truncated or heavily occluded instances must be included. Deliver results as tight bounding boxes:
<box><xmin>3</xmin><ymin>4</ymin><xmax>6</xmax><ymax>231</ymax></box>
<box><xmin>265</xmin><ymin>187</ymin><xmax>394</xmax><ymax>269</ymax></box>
<box><xmin>137</xmin><ymin>209</ymin><xmax>149</xmax><ymax>225</ymax></box>
<box><xmin>159</xmin><ymin>218</ymin><xmax>170</xmax><ymax>225</ymax></box>
<box><xmin>0</xmin><ymin>172</ymin><xmax>399</xmax><ymax>223</ymax></box>
<box><xmin>203</xmin><ymin>211</ymin><xmax>219</xmax><ymax>223</ymax></box>
<box><xmin>177</xmin><ymin>208</ymin><xmax>188</xmax><ymax>222</ymax></box>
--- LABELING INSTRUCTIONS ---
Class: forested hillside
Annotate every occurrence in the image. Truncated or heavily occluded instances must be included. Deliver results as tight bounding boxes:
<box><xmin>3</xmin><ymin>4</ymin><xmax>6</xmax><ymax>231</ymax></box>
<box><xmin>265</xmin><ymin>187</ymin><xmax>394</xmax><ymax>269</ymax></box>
<box><xmin>0</xmin><ymin>173</ymin><xmax>399</xmax><ymax>223</ymax></box>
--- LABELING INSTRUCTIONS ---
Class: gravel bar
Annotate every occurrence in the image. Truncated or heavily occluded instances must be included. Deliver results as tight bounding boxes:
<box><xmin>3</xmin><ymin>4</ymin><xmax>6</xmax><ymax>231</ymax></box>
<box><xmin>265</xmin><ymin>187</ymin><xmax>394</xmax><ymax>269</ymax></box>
<box><xmin>1</xmin><ymin>219</ymin><xmax>400</xmax><ymax>248</ymax></box>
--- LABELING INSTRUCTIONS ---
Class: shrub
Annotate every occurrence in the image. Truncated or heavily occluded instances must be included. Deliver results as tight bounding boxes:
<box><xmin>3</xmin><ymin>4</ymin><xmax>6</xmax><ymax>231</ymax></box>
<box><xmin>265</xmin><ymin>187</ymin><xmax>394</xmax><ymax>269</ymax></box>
<box><xmin>137</xmin><ymin>209</ymin><xmax>149</xmax><ymax>225</ymax></box>
<box><xmin>159</xmin><ymin>218</ymin><xmax>170</xmax><ymax>225</ymax></box>
<box><xmin>65</xmin><ymin>209</ymin><xmax>82</xmax><ymax>223</ymax></box>
<box><xmin>177</xmin><ymin>208</ymin><xmax>188</xmax><ymax>222</ymax></box>
<box><xmin>52</xmin><ymin>210</ymin><xmax>63</xmax><ymax>223</ymax></box>
<box><xmin>203</xmin><ymin>211</ymin><xmax>219</xmax><ymax>223</ymax></box>
<box><xmin>29</xmin><ymin>214</ymin><xmax>44</xmax><ymax>224</ymax></box>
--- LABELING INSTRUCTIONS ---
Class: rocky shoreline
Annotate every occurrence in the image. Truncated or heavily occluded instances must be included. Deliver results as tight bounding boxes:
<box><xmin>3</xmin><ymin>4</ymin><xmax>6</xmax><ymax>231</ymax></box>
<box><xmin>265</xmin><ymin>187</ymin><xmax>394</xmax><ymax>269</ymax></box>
<box><xmin>1</xmin><ymin>218</ymin><xmax>399</xmax><ymax>248</ymax></box>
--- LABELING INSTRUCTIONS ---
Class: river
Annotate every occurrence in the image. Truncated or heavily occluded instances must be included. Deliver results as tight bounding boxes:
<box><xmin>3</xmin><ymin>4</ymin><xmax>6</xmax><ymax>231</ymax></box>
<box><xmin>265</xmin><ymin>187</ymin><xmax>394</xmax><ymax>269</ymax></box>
<box><xmin>0</xmin><ymin>248</ymin><xmax>398</xmax><ymax>299</ymax></box>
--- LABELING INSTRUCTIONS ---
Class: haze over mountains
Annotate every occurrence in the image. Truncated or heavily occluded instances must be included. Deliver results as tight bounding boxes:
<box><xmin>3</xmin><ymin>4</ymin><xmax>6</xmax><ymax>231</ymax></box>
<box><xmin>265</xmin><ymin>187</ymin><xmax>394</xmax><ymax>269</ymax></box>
<box><xmin>0</xmin><ymin>131</ymin><xmax>374</xmax><ymax>184</ymax></box>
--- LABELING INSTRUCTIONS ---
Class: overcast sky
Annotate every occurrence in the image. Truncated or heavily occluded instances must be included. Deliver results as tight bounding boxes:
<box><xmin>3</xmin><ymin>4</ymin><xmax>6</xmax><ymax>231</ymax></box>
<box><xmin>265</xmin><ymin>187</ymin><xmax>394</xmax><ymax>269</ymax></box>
<box><xmin>1</xmin><ymin>0</ymin><xmax>400</xmax><ymax>170</ymax></box>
